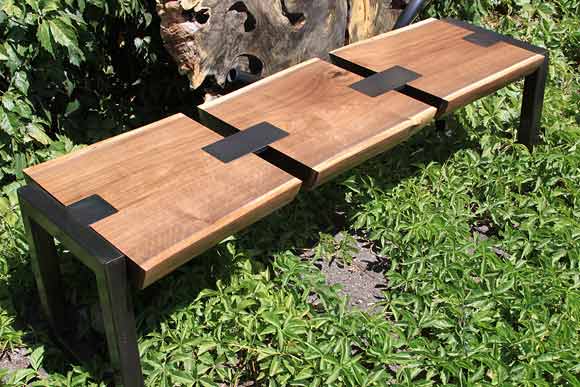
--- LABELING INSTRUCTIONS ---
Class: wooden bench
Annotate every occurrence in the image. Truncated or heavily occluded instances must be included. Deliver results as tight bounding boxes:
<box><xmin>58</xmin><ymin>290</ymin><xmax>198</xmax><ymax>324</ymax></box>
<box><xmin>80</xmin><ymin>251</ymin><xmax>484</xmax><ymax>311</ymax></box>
<box><xmin>18</xmin><ymin>18</ymin><xmax>547</xmax><ymax>386</ymax></box>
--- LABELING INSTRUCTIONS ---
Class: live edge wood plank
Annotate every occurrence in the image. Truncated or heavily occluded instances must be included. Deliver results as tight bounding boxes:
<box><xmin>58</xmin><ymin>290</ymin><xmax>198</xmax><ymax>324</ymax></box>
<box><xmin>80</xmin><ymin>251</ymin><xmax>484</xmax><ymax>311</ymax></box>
<box><xmin>331</xmin><ymin>18</ymin><xmax>546</xmax><ymax>115</ymax></box>
<box><xmin>25</xmin><ymin>114</ymin><xmax>301</xmax><ymax>288</ymax></box>
<box><xmin>200</xmin><ymin>58</ymin><xmax>437</xmax><ymax>188</ymax></box>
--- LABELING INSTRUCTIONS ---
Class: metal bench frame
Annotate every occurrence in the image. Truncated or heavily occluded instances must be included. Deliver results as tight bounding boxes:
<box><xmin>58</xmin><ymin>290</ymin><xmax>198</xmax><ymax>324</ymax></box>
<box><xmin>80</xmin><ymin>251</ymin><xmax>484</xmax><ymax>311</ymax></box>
<box><xmin>19</xmin><ymin>184</ymin><xmax>144</xmax><ymax>386</ymax></box>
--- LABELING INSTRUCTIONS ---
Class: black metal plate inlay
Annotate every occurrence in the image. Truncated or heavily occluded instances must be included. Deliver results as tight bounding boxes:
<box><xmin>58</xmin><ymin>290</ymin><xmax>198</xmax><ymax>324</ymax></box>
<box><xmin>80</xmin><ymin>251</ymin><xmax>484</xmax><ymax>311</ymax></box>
<box><xmin>350</xmin><ymin>65</ymin><xmax>421</xmax><ymax>97</ymax></box>
<box><xmin>68</xmin><ymin>195</ymin><xmax>118</xmax><ymax>226</ymax></box>
<box><xmin>463</xmin><ymin>31</ymin><xmax>502</xmax><ymax>47</ymax></box>
<box><xmin>444</xmin><ymin>18</ymin><xmax>547</xmax><ymax>55</ymax></box>
<box><xmin>203</xmin><ymin>122</ymin><xmax>288</xmax><ymax>163</ymax></box>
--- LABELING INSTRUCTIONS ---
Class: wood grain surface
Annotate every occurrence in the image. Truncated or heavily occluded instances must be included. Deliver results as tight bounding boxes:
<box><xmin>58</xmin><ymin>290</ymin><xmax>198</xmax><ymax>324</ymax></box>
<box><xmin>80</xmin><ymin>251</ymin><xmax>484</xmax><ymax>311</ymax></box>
<box><xmin>331</xmin><ymin>18</ymin><xmax>546</xmax><ymax>114</ymax></box>
<box><xmin>200</xmin><ymin>58</ymin><xmax>436</xmax><ymax>188</ymax></box>
<box><xmin>25</xmin><ymin>114</ymin><xmax>301</xmax><ymax>288</ymax></box>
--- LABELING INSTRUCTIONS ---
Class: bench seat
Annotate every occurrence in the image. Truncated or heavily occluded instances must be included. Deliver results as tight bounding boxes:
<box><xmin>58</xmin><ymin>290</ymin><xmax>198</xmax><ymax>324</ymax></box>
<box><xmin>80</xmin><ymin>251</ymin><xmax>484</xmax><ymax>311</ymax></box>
<box><xmin>200</xmin><ymin>58</ymin><xmax>437</xmax><ymax>188</ymax></box>
<box><xmin>330</xmin><ymin>18</ymin><xmax>546</xmax><ymax>115</ymax></box>
<box><xmin>24</xmin><ymin>114</ymin><xmax>301</xmax><ymax>288</ymax></box>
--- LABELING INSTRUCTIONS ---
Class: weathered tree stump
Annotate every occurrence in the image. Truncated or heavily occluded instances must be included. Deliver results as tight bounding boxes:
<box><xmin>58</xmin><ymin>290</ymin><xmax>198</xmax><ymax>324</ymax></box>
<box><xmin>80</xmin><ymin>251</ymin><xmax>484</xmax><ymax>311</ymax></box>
<box><xmin>157</xmin><ymin>0</ymin><xmax>407</xmax><ymax>91</ymax></box>
<box><xmin>348</xmin><ymin>0</ymin><xmax>408</xmax><ymax>43</ymax></box>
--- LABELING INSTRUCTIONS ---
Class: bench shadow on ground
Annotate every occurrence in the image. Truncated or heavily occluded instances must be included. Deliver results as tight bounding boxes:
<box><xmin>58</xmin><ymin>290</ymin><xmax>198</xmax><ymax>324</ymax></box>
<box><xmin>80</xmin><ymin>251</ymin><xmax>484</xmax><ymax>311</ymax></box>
<box><xmin>4</xmin><ymin>117</ymin><xmax>479</xmax><ymax>382</ymax></box>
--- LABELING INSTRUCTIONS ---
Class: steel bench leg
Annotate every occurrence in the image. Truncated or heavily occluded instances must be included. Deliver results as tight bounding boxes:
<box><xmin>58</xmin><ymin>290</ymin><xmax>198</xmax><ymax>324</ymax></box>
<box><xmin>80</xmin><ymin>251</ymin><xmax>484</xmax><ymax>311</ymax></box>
<box><xmin>21</xmin><ymin>214</ymin><xmax>68</xmax><ymax>335</ymax></box>
<box><xmin>518</xmin><ymin>55</ymin><xmax>549</xmax><ymax>149</ymax></box>
<box><xmin>435</xmin><ymin>119</ymin><xmax>447</xmax><ymax>131</ymax></box>
<box><xmin>97</xmin><ymin>258</ymin><xmax>144</xmax><ymax>387</ymax></box>
<box><xmin>19</xmin><ymin>186</ymin><xmax>145</xmax><ymax>387</ymax></box>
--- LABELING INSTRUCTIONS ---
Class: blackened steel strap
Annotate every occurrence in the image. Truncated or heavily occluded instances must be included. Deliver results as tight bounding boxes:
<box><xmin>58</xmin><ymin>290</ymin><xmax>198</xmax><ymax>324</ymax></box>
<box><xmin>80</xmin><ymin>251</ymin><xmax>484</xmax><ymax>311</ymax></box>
<box><xmin>349</xmin><ymin>66</ymin><xmax>422</xmax><ymax>97</ymax></box>
<box><xmin>68</xmin><ymin>195</ymin><xmax>118</xmax><ymax>226</ymax></box>
<box><xmin>203</xmin><ymin>122</ymin><xmax>288</xmax><ymax>163</ymax></box>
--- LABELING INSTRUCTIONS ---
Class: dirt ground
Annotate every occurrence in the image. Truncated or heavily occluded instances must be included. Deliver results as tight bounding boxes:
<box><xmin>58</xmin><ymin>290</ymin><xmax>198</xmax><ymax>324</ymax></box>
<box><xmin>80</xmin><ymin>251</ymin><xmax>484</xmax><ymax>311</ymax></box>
<box><xmin>0</xmin><ymin>347</ymin><xmax>31</xmax><ymax>372</ymax></box>
<box><xmin>0</xmin><ymin>347</ymin><xmax>48</xmax><ymax>382</ymax></box>
<box><xmin>303</xmin><ymin>236</ymin><xmax>389</xmax><ymax>312</ymax></box>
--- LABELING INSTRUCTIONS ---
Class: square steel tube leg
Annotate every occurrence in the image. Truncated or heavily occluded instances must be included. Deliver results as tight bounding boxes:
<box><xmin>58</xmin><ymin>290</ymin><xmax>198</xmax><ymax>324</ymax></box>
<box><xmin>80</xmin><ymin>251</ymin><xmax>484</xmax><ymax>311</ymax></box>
<box><xmin>21</xmin><ymin>213</ymin><xmax>68</xmax><ymax>335</ymax></box>
<box><xmin>97</xmin><ymin>258</ymin><xmax>144</xmax><ymax>387</ymax></box>
<box><xmin>18</xmin><ymin>185</ymin><xmax>145</xmax><ymax>387</ymax></box>
<box><xmin>435</xmin><ymin>119</ymin><xmax>447</xmax><ymax>131</ymax></box>
<box><xmin>518</xmin><ymin>55</ymin><xmax>549</xmax><ymax>149</ymax></box>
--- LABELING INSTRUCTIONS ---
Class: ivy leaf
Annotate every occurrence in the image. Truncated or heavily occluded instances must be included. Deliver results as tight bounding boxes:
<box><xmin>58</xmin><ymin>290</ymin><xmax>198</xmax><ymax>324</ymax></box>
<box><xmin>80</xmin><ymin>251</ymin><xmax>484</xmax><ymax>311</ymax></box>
<box><xmin>0</xmin><ymin>45</ymin><xmax>8</xmax><ymax>61</ymax></box>
<box><xmin>0</xmin><ymin>196</ymin><xmax>10</xmax><ymax>215</ymax></box>
<box><xmin>12</xmin><ymin>99</ymin><xmax>32</xmax><ymax>119</ymax></box>
<box><xmin>64</xmin><ymin>99</ymin><xmax>80</xmax><ymax>116</ymax></box>
<box><xmin>7</xmin><ymin>368</ymin><xmax>35</xmax><ymax>384</ymax></box>
<box><xmin>39</xmin><ymin>0</ymin><xmax>59</xmax><ymax>13</ymax></box>
<box><xmin>325</xmin><ymin>367</ymin><xmax>342</xmax><ymax>384</ymax></box>
<box><xmin>47</xmin><ymin>16</ymin><xmax>85</xmax><ymax>65</ymax></box>
<box><xmin>144</xmin><ymin>12</ymin><xmax>152</xmax><ymax>27</ymax></box>
<box><xmin>3</xmin><ymin>42</ymin><xmax>22</xmax><ymax>70</ymax></box>
<box><xmin>26</xmin><ymin>122</ymin><xmax>52</xmax><ymax>145</ymax></box>
<box><xmin>37</xmin><ymin>20</ymin><xmax>54</xmax><ymax>56</ymax></box>
<box><xmin>12</xmin><ymin>153</ymin><xmax>26</xmax><ymax>179</ymax></box>
<box><xmin>24</xmin><ymin>0</ymin><xmax>40</xmax><ymax>13</ymax></box>
<box><xmin>28</xmin><ymin>347</ymin><xmax>44</xmax><ymax>372</ymax></box>
<box><xmin>2</xmin><ymin>94</ymin><xmax>15</xmax><ymax>111</ymax></box>
<box><xmin>197</xmin><ymin>341</ymin><xmax>216</xmax><ymax>356</ymax></box>
<box><xmin>269</xmin><ymin>357</ymin><xmax>281</xmax><ymax>377</ymax></box>
<box><xmin>76</xmin><ymin>0</ymin><xmax>86</xmax><ymax>13</ymax></box>
<box><xmin>48</xmin><ymin>17</ymin><xmax>79</xmax><ymax>51</ymax></box>
<box><xmin>0</xmin><ymin>107</ymin><xmax>13</xmax><ymax>133</ymax></box>
<box><xmin>67</xmin><ymin>45</ymin><xmax>85</xmax><ymax>66</ymax></box>
<box><xmin>168</xmin><ymin>368</ymin><xmax>196</xmax><ymax>384</ymax></box>
<box><xmin>13</xmin><ymin>71</ymin><xmax>29</xmax><ymax>95</ymax></box>
<box><xmin>1</xmin><ymin>0</ymin><xmax>22</xmax><ymax>18</ymax></box>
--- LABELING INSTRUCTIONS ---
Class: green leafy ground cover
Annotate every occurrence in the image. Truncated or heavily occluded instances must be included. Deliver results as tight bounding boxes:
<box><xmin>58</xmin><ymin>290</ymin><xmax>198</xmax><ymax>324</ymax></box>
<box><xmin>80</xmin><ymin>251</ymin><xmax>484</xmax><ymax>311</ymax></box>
<box><xmin>1</xmin><ymin>0</ymin><xmax>579</xmax><ymax>386</ymax></box>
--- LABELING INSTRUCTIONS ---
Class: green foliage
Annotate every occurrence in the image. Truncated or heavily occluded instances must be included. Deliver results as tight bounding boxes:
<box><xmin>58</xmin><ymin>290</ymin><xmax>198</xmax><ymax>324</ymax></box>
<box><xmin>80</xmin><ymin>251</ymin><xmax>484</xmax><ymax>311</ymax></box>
<box><xmin>0</xmin><ymin>0</ymin><xmax>196</xmax><ymax>186</ymax></box>
<box><xmin>314</xmin><ymin>232</ymin><xmax>358</xmax><ymax>265</ymax></box>
<box><xmin>0</xmin><ymin>1</ymin><xmax>579</xmax><ymax>386</ymax></box>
